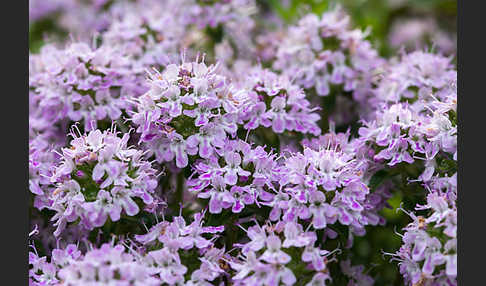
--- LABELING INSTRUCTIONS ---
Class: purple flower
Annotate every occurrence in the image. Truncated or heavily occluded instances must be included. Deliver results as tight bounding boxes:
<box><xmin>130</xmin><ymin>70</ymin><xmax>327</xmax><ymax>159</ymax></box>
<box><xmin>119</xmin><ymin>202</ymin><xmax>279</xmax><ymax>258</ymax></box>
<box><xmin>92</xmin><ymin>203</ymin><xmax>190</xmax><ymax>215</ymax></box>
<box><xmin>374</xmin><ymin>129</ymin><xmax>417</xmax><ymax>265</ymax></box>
<box><xmin>264</xmin><ymin>96</ymin><xmax>287</xmax><ymax>133</ymax></box>
<box><xmin>236</xmin><ymin>67</ymin><xmax>321</xmax><ymax>136</ymax></box>
<box><xmin>131</xmin><ymin>58</ymin><xmax>242</xmax><ymax>167</ymax></box>
<box><xmin>282</xmin><ymin>222</ymin><xmax>315</xmax><ymax>248</ymax></box>
<box><xmin>260</xmin><ymin>235</ymin><xmax>291</xmax><ymax>264</ymax></box>
<box><xmin>184</xmin><ymin>98</ymin><xmax>221</xmax><ymax>127</ymax></box>
<box><xmin>44</xmin><ymin>127</ymin><xmax>159</xmax><ymax>235</ymax></box>
<box><xmin>135</xmin><ymin>211</ymin><xmax>224</xmax><ymax>253</ymax></box>
<box><xmin>222</xmin><ymin>151</ymin><xmax>251</xmax><ymax>185</ymax></box>
<box><xmin>302</xmin><ymin>246</ymin><xmax>330</xmax><ymax>271</ymax></box>
<box><xmin>147</xmin><ymin>247</ymin><xmax>187</xmax><ymax>284</ymax></box>
<box><xmin>187</xmin><ymin>123</ymin><xmax>226</xmax><ymax>159</ymax></box>
<box><xmin>188</xmin><ymin>139</ymin><xmax>278</xmax><ymax>214</ymax></box>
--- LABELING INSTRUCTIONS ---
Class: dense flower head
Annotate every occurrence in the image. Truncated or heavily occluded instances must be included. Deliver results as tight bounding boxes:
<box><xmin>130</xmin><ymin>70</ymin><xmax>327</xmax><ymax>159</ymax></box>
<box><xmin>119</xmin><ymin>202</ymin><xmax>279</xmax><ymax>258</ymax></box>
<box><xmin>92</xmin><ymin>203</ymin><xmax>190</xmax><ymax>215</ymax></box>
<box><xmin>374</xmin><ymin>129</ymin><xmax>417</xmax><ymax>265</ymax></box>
<box><xmin>358</xmin><ymin>96</ymin><xmax>457</xmax><ymax>170</ymax></box>
<box><xmin>131</xmin><ymin>56</ymin><xmax>243</xmax><ymax>168</ymax></box>
<box><xmin>359</xmin><ymin>74</ymin><xmax>457</xmax><ymax>286</ymax></box>
<box><xmin>231</xmin><ymin>220</ymin><xmax>339</xmax><ymax>285</ymax></box>
<box><xmin>30</xmin><ymin>0</ymin><xmax>257</xmax><ymax>52</ymax></box>
<box><xmin>135</xmin><ymin>211</ymin><xmax>227</xmax><ymax>284</ymax></box>
<box><xmin>266</xmin><ymin>142</ymin><xmax>388</xmax><ymax>237</ymax></box>
<box><xmin>100</xmin><ymin>0</ymin><xmax>195</xmax><ymax>69</ymax></box>
<box><xmin>135</xmin><ymin>210</ymin><xmax>224</xmax><ymax>250</ymax></box>
<box><xmin>29</xmin><ymin>129</ymin><xmax>65</xmax><ymax>210</ymax></box>
<box><xmin>254</xmin><ymin>28</ymin><xmax>286</xmax><ymax>64</ymax></box>
<box><xmin>29</xmin><ymin>41</ymin><xmax>141</xmax><ymax>133</ymax></box>
<box><xmin>29</xmin><ymin>237</ymin><xmax>230</xmax><ymax>286</ymax></box>
<box><xmin>29</xmin><ymin>242</ymin><xmax>163</xmax><ymax>286</ymax></box>
<box><xmin>44</xmin><ymin>126</ymin><xmax>160</xmax><ymax>236</ymax></box>
<box><xmin>272</xmin><ymin>6</ymin><xmax>385</xmax><ymax>119</ymax></box>
<box><xmin>187</xmin><ymin>139</ymin><xmax>279</xmax><ymax>213</ymax></box>
<box><xmin>235</xmin><ymin>66</ymin><xmax>321</xmax><ymax>136</ymax></box>
<box><xmin>97</xmin><ymin>0</ymin><xmax>257</xmax><ymax>71</ymax></box>
<box><xmin>388</xmin><ymin>189</ymin><xmax>457</xmax><ymax>286</ymax></box>
<box><xmin>374</xmin><ymin>50</ymin><xmax>457</xmax><ymax>108</ymax></box>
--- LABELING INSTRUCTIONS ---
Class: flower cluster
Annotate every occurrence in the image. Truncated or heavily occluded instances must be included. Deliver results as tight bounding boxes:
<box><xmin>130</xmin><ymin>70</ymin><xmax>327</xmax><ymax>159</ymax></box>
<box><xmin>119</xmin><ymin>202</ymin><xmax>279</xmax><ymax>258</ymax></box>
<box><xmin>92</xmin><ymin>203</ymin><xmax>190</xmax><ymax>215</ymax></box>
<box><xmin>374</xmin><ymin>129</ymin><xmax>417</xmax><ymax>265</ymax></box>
<box><xmin>188</xmin><ymin>139</ymin><xmax>279</xmax><ymax>214</ymax></box>
<box><xmin>272</xmin><ymin>6</ymin><xmax>385</xmax><ymax>122</ymax></box>
<box><xmin>131</xmin><ymin>58</ymin><xmax>242</xmax><ymax>168</ymax></box>
<box><xmin>29</xmin><ymin>242</ymin><xmax>162</xmax><ymax>286</ymax></box>
<box><xmin>29</xmin><ymin>129</ymin><xmax>65</xmax><ymax>210</ymax></box>
<box><xmin>101</xmin><ymin>0</ymin><xmax>256</xmax><ymax>67</ymax></box>
<box><xmin>388</xmin><ymin>190</ymin><xmax>457</xmax><ymax>285</ymax></box>
<box><xmin>46</xmin><ymin>127</ymin><xmax>159</xmax><ymax>236</ymax></box>
<box><xmin>30</xmin><ymin>0</ymin><xmax>257</xmax><ymax>50</ymax></box>
<box><xmin>135</xmin><ymin>211</ymin><xmax>227</xmax><ymax>285</ymax></box>
<box><xmin>230</xmin><ymin>221</ymin><xmax>339</xmax><ymax>286</ymax></box>
<box><xmin>358</xmin><ymin>85</ymin><xmax>457</xmax><ymax>169</ymax></box>
<box><xmin>29</xmin><ymin>41</ymin><xmax>139</xmax><ymax>133</ymax></box>
<box><xmin>29</xmin><ymin>2</ymin><xmax>457</xmax><ymax>285</ymax></box>
<box><xmin>374</xmin><ymin>50</ymin><xmax>457</xmax><ymax>108</ymax></box>
<box><xmin>236</xmin><ymin>67</ymin><xmax>321</xmax><ymax>136</ymax></box>
<box><xmin>266</xmin><ymin>143</ymin><xmax>388</xmax><ymax>237</ymax></box>
<box><xmin>378</xmin><ymin>73</ymin><xmax>457</xmax><ymax>168</ymax></box>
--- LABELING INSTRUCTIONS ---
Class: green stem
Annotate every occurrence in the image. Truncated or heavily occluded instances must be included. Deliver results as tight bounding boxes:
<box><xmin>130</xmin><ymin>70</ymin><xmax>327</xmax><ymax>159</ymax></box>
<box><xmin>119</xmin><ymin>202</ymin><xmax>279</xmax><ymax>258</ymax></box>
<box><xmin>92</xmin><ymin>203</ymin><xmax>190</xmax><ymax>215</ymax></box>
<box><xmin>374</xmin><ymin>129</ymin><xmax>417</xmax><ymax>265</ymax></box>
<box><xmin>172</xmin><ymin>171</ymin><xmax>185</xmax><ymax>213</ymax></box>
